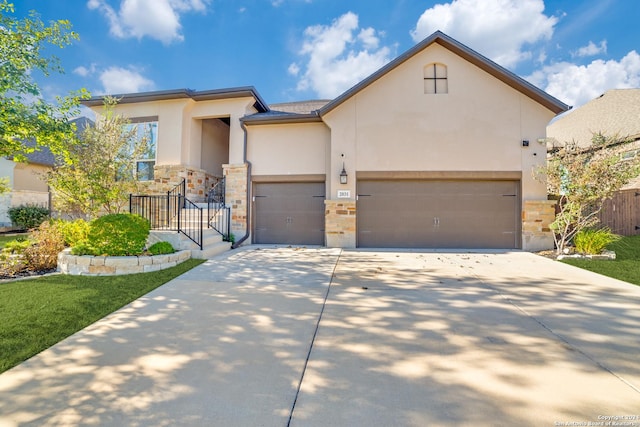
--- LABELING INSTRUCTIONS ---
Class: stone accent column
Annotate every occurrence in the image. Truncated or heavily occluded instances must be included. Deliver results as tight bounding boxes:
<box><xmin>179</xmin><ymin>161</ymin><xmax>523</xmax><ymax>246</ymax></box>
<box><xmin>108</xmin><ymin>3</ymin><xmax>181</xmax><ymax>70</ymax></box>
<box><xmin>325</xmin><ymin>200</ymin><xmax>356</xmax><ymax>248</ymax></box>
<box><xmin>223</xmin><ymin>163</ymin><xmax>248</xmax><ymax>239</ymax></box>
<box><xmin>137</xmin><ymin>165</ymin><xmax>217</xmax><ymax>203</ymax></box>
<box><xmin>522</xmin><ymin>200</ymin><xmax>556</xmax><ymax>251</ymax></box>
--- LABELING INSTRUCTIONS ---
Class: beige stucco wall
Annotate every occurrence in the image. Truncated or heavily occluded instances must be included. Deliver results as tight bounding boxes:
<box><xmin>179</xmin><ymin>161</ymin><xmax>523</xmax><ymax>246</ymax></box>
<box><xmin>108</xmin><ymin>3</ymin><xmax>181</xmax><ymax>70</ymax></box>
<box><xmin>246</xmin><ymin>122</ymin><xmax>329</xmax><ymax>176</ymax></box>
<box><xmin>322</xmin><ymin>43</ymin><xmax>554</xmax><ymax>202</ymax></box>
<box><xmin>201</xmin><ymin>119</ymin><xmax>230</xmax><ymax>178</ymax></box>
<box><xmin>90</xmin><ymin>96</ymin><xmax>258</xmax><ymax>176</ymax></box>
<box><xmin>12</xmin><ymin>163</ymin><xmax>50</xmax><ymax>192</ymax></box>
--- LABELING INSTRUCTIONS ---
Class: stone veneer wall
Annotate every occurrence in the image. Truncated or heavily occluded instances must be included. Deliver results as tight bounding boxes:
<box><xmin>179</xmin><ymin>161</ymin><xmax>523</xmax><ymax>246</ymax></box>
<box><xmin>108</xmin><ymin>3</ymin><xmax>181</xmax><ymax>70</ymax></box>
<box><xmin>138</xmin><ymin>165</ymin><xmax>219</xmax><ymax>202</ymax></box>
<box><xmin>223</xmin><ymin>164</ymin><xmax>248</xmax><ymax>239</ymax></box>
<box><xmin>522</xmin><ymin>200</ymin><xmax>556</xmax><ymax>251</ymax></box>
<box><xmin>57</xmin><ymin>248</ymin><xmax>191</xmax><ymax>276</ymax></box>
<box><xmin>325</xmin><ymin>200</ymin><xmax>356</xmax><ymax>248</ymax></box>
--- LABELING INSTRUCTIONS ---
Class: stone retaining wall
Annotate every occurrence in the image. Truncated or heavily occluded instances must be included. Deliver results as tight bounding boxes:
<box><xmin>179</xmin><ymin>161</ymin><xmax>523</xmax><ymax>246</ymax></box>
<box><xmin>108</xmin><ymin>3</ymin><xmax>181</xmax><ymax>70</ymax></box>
<box><xmin>57</xmin><ymin>248</ymin><xmax>191</xmax><ymax>276</ymax></box>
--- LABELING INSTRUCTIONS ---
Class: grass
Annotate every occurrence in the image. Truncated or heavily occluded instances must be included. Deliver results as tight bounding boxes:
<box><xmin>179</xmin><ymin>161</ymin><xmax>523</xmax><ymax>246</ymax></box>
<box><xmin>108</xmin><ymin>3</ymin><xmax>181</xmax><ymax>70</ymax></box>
<box><xmin>561</xmin><ymin>235</ymin><xmax>640</xmax><ymax>285</ymax></box>
<box><xmin>0</xmin><ymin>233</ymin><xmax>29</xmax><ymax>248</ymax></box>
<box><xmin>0</xmin><ymin>258</ymin><xmax>205</xmax><ymax>374</ymax></box>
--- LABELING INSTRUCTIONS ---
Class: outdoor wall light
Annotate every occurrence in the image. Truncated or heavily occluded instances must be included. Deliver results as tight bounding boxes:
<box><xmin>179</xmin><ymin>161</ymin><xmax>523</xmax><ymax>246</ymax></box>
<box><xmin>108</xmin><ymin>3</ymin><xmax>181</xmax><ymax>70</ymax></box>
<box><xmin>522</xmin><ymin>139</ymin><xmax>530</xmax><ymax>147</ymax></box>
<box><xmin>340</xmin><ymin>163</ymin><xmax>348</xmax><ymax>184</ymax></box>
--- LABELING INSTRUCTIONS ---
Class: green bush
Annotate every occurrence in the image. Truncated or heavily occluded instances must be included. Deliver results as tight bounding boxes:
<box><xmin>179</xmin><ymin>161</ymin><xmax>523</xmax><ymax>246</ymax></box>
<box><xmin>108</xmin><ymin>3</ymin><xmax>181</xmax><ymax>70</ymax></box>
<box><xmin>8</xmin><ymin>205</ymin><xmax>49</xmax><ymax>230</ymax></box>
<box><xmin>574</xmin><ymin>227</ymin><xmax>621</xmax><ymax>255</ymax></box>
<box><xmin>23</xmin><ymin>221</ymin><xmax>65</xmax><ymax>271</ymax></box>
<box><xmin>75</xmin><ymin>214</ymin><xmax>150</xmax><ymax>256</ymax></box>
<box><xmin>55</xmin><ymin>219</ymin><xmax>90</xmax><ymax>247</ymax></box>
<box><xmin>147</xmin><ymin>241</ymin><xmax>175</xmax><ymax>255</ymax></box>
<box><xmin>2</xmin><ymin>239</ymin><xmax>30</xmax><ymax>254</ymax></box>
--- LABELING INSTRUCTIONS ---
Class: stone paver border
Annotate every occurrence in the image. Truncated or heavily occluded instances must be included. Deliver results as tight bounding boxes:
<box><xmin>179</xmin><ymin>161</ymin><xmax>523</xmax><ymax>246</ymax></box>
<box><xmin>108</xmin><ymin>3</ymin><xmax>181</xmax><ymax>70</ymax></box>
<box><xmin>57</xmin><ymin>248</ymin><xmax>191</xmax><ymax>276</ymax></box>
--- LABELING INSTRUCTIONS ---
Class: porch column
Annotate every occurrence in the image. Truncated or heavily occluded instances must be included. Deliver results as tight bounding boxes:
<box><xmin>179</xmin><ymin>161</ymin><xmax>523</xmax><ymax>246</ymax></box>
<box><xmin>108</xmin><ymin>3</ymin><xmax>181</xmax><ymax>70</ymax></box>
<box><xmin>223</xmin><ymin>163</ymin><xmax>248</xmax><ymax>240</ymax></box>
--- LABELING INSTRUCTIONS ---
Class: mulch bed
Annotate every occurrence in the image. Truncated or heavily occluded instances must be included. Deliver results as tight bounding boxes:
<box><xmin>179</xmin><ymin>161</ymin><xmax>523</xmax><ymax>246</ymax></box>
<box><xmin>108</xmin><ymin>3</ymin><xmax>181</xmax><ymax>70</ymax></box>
<box><xmin>0</xmin><ymin>268</ymin><xmax>57</xmax><ymax>282</ymax></box>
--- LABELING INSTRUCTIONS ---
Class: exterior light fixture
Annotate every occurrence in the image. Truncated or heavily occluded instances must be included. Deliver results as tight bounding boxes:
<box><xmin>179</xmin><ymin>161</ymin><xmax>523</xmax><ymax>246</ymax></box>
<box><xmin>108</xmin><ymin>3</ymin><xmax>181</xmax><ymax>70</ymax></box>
<box><xmin>522</xmin><ymin>140</ymin><xmax>530</xmax><ymax>147</ymax></box>
<box><xmin>340</xmin><ymin>163</ymin><xmax>348</xmax><ymax>184</ymax></box>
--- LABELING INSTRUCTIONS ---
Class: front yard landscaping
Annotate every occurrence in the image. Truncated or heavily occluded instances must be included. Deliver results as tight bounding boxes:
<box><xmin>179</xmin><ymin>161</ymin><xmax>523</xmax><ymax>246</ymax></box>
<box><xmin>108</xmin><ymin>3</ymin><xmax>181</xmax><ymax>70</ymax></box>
<box><xmin>560</xmin><ymin>235</ymin><xmax>640</xmax><ymax>286</ymax></box>
<box><xmin>0</xmin><ymin>258</ymin><xmax>204</xmax><ymax>374</ymax></box>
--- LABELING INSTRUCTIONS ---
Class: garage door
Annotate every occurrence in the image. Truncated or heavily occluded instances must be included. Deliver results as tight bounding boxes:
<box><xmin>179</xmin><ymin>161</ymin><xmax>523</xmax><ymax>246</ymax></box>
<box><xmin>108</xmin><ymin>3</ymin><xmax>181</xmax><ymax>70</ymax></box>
<box><xmin>357</xmin><ymin>180</ymin><xmax>519</xmax><ymax>248</ymax></box>
<box><xmin>253</xmin><ymin>182</ymin><xmax>325</xmax><ymax>245</ymax></box>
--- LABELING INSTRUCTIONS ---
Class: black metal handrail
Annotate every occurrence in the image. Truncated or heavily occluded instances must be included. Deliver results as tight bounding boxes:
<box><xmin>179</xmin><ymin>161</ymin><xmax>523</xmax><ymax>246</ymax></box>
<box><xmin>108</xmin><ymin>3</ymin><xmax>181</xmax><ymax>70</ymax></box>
<box><xmin>130</xmin><ymin>178</ymin><xmax>204</xmax><ymax>249</ymax></box>
<box><xmin>207</xmin><ymin>178</ymin><xmax>230</xmax><ymax>241</ymax></box>
<box><xmin>178</xmin><ymin>196</ymin><xmax>203</xmax><ymax>248</ymax></box>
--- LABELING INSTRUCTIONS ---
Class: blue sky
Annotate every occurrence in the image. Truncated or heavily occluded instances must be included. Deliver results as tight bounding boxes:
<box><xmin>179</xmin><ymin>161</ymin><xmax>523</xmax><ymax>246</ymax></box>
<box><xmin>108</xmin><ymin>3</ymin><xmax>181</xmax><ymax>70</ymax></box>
<box><xmin>13</xmin><ymin>0</ymin><xmax>640</xmax><ymax>114</ymax></box>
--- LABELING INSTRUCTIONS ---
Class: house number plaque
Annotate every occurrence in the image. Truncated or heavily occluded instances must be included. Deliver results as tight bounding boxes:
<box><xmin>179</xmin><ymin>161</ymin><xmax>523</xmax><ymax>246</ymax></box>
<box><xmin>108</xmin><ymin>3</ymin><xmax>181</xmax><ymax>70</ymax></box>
<box><xmin>337</xmin><ymin>190</ymin><xmax>351</xmax><ymax>198</ymax></box>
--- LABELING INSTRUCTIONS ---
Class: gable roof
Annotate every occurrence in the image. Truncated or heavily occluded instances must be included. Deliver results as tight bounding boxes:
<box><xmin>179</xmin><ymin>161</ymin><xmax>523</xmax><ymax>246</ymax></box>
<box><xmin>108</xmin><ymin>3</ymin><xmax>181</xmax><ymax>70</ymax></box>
<box><xmin>82</xmin><ymin>86</ymin><xmax>270</xmax><ymax>113</ymax></box>
<box><xmin>319</xmin><ymin>31</ymin><xmax>569</xmax><ymax>116</ymax></box>
<box><xmin>547</xmin><ymin>89</ymin><xmax>640</xmax><ymax>147</ymax></box>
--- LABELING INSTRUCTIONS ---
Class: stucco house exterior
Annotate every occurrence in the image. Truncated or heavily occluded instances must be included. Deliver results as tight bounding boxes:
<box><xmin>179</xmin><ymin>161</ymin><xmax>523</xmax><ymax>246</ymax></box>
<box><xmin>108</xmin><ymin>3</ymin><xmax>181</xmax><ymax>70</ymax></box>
<box><xmin>83</xmin><ymin>31</ymin><xmax>568</xmax><ymax>251</ymax></box>
<box><xmin>547</xmin><ymin>89</ymin><xmax>640</xmax><ymax>235</ymax></box>
<box><xmin>0</xmin><ymin>117</ymin><xmax>93</xmax><ymax>229</ymax></box>
<box><xmin>0</xmin><ymin>147</ymin><xmax>53</xmax><ymax>229</ymax></box>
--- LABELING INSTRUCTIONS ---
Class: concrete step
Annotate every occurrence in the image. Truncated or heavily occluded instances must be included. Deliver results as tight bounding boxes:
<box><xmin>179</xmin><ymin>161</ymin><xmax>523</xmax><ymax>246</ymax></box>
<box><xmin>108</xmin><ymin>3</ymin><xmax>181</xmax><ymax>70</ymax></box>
<box><xmin>148</xmin><ymin>229</ymin><xmax>231</xmax><ymax>259</ymax></box>
<box><xmin>191</xmin><ymin>240</ymin><xmax>232</xmax><ymax>259</ymax></box>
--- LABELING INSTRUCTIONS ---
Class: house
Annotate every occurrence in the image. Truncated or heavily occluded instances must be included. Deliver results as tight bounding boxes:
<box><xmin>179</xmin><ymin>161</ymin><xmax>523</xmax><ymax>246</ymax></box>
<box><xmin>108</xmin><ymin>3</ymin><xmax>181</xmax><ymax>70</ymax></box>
<box><xmin>547</xmin><ymin>89</ymin><xmax>640</xmax><ymax>235</ymax></box>
<box><xmin>82</xmin><ymin>31</ymin><xmax>568</xmax><ymax>251</ymax></box>
<box><xmin>0</xmin><ymin>117</ymin><xmax>93</xmax><ymax>229</ymax></box>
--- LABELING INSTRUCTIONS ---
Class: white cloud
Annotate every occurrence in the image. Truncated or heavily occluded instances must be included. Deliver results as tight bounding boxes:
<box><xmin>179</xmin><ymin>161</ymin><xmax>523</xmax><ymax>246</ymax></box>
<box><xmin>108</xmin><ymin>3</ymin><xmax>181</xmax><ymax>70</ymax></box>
<box><xmin>87</xmin><ymin>0</ymin><xmax>210</xmax><ymax>44</ymax></box>
<box><xmin>572</xmin><ymin>40</ymin><xmax>607</xmax><ymax>58</ymax></box>
<box><xmin>527</xmin><ymin>51</ymin><xmax>640</xmax><ymax>108</ymax></box>
<box><xmin>291</xmin><ymin>12</ymin><xmax>392</xmax><ymax>98</ymax></box>
<box><xmin>411</xmin><ymin>0</ymin><xmax>557</xmax><ymax>68</ymax></box>
<box><xmin>98</xmin><ymin>66</ymin><xmax>155</xmax><ymax>94</ymax></box>
<box><xmin>287</xmin><ymin>63</ymin><xmax>300</xmax><ymax>76</ymax></box>
<box><xmin>73</xmin><ymin>63</ymin><xmax>98</xmax><ymax>77</ymax></box>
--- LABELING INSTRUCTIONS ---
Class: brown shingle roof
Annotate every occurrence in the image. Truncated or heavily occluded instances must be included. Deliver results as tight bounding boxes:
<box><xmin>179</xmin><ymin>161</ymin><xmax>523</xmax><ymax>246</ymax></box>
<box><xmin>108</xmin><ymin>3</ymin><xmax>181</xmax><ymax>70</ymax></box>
<box><xmin>547</xmin><ymin>89</ymin><xmax>640</xmax><ymax>148</ymax></box>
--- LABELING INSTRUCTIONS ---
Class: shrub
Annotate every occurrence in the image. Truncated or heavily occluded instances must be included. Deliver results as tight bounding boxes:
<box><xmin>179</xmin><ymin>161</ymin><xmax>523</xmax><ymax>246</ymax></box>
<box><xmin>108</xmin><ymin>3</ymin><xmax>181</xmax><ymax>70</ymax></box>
<box><xmin>2</xmin><ymin>239</ymin><xmax>30</xmax><ymax>254</ymax></box>
<box><xmin>23</xmin><ymin>221</ymin><xmax>66</xmax><ymax>271</ymax></box>
<box><xmin>8</xmin><ymin>205</ymin><xmax>49</xmax><ymax>230</ymax></box>
<box><xmin>147</xmin><ymin>241</ymin><xmax>175</xmax><ymax>255</ymax></box>
<box><xmin>0</xmin><ymin>239</ymin><xmax>31</xmax><ymax>276</ymax></box>
<box><xmin>55</xmin><ymin>219</ymin><xmax>90</xmax><ymax>247</ymax></box>
<box><xmin>574</xmin><ymin>227</ymin><xmax>621</xmax><ymax>255</ymax></box>
<box><xmin>77</xmin><ymin>214</ymin><xmax>150</xmax><ymax>256</ymax></box>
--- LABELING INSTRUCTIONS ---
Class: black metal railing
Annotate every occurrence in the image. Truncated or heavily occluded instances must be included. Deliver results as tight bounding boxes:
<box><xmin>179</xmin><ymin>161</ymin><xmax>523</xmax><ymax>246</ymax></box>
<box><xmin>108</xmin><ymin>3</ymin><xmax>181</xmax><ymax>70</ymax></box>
<box><xmin>207</xmin><ymin>178</ymin><xmax>231</xmax><ymax>241</ymax></box>
<box><xmin>130</xmin><ymin>179</ymin><xmax>204</xmax><ymax>249</ymax></box>
<box><xmin>179</xmin><ymin>196</ymin><xmax>203</xmax><ymax>248</ymax></box>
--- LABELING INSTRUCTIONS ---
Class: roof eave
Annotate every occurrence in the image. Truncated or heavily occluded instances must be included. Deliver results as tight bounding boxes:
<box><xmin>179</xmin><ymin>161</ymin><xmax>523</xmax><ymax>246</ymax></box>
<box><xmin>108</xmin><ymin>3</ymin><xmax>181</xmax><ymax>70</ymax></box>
<box><xmin>241</xmin><ymin>113</ymin><xmax>322</xmax><ymax>126</ymax></box>
<box><xmin>82</xmin><ymin>86</ymin><xmax>270</xmax><ymax>113</ymax></box>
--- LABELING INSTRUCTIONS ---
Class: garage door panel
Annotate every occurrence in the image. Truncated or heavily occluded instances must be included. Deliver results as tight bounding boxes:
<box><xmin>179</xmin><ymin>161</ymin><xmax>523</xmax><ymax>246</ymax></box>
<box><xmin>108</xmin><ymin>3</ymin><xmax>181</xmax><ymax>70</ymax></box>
<box><xmin>357</xmin><ymin>180</ymin><xmax>519</xmax><ymax>248</ymax></box>
<box><xmin>254</xmin><ymin>183</ymin><xmax>325</xmax><ymax>245</ymax></box>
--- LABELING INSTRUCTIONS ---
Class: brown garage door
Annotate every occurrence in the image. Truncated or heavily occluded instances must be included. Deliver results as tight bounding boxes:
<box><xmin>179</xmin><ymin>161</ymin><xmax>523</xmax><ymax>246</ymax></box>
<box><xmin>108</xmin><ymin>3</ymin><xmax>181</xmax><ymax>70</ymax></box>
<box><xmin>253</xmin><ymin>182</ymin><xmax>325</xmax><ymax>245</ymax></box>
<box><xmin>357</xmin><ymin>180</ymin><xmax>519</xmax><ymax>248</ymax></box>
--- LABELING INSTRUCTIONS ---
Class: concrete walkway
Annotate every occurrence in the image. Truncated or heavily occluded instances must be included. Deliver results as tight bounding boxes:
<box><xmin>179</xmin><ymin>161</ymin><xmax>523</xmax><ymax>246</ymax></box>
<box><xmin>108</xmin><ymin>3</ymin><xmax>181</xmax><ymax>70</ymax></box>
<box><xmin>0</xmin><ymin>247</ymin><xmax>639</xmax><ymax>426</ymax></box>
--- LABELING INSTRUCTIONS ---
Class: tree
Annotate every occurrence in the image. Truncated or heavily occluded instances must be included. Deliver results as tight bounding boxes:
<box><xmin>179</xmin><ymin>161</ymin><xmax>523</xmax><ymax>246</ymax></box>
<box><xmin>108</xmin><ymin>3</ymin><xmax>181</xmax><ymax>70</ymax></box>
<box><xmin>538</xmin><ymin>134</ymin><xmax>640</xmax><ymax>254</ymax></box>
<box><xmin>0</xmin><ymin>1</ymin><xmax>87</xmax><ymax>161</ymax></box>
<box><xmin>47</xmin><ymin>98</ymin><xmax>152</xmax><ymax>219</ymax></box>
<box><xmin>0</xmin><ymin>177</ymin><xmax>8</xmax><ymax>194</ymax></box>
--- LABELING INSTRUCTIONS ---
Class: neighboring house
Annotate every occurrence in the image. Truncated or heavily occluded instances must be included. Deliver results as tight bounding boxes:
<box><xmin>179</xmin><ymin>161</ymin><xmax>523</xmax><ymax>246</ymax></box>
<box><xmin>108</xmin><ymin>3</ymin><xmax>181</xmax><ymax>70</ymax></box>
<box><xmin>0</xmin><ymin>117</ymin><xmax>93</xmax><ymax>229</ymax></box>
<box><xmin>547</xmin><ymin>89</ymin><xmax>640</xmax><ymax>235</ymax></box>
<box><xmin>82</xmin><ymin>31</ymin><xmax>568</xmax><ymax>251</ymax></box>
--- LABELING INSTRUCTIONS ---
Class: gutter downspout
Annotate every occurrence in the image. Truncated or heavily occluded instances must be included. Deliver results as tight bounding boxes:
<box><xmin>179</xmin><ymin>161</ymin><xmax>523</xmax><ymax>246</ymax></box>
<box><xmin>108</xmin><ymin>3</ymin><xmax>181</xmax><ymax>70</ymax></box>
<box><xmin>231</xmin><ymin>120</ymin><xmax>252</xmax><ymax>249</ymax></box>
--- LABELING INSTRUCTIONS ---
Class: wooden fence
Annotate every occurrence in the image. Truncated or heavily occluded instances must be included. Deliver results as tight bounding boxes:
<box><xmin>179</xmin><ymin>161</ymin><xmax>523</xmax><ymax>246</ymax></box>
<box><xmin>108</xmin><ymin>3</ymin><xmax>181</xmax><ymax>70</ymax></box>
<box><xmin>599</xmin><ymin>189</ymin><xmax>640</xmax><ymax>236</ymax></box>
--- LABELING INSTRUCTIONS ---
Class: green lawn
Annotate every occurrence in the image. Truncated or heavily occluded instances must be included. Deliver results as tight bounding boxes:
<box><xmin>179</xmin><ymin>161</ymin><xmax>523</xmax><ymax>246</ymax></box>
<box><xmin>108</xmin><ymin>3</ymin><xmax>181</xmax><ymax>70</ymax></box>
<box><xmin>0</xmin><ymin>258</ymin><xmax>205</xmax><ymax>374</ymax></box>
<box><xmin>561</xmin><ymin>235</ymin><xmax>640</xmax><ymax>285</ymax></box>
<box><xmin>0</xmin><ymin>233</ymin><xmax>29</xmax><ymax>248</ymax></box>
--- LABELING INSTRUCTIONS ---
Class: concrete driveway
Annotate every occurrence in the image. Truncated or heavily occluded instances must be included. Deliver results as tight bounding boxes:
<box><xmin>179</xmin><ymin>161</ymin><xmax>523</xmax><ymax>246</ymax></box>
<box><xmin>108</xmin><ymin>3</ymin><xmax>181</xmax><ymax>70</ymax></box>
<box><xmin>0</xmin><ymin>247</ymin><xmax>639</xmax><ymax>426</ymax></box>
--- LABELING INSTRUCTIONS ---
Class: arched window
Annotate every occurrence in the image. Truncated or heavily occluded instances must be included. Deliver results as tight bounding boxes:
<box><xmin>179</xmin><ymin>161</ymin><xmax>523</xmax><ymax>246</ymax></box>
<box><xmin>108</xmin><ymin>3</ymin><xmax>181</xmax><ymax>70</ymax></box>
<box><xmin>424</xmin><ymin>63</ymin><xmax>448</xmax><ymax>94</ymax></box>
